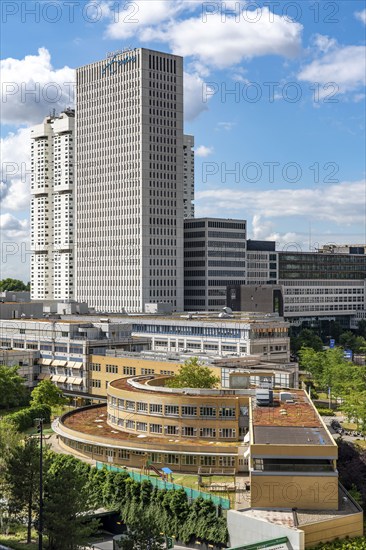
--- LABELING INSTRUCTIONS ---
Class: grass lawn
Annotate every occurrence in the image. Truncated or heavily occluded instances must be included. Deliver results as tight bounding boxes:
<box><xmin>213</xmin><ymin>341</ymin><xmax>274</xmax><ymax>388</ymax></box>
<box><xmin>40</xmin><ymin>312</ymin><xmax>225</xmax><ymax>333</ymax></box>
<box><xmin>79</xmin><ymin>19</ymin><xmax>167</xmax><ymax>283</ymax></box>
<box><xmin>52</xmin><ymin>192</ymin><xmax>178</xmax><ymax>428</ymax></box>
<box><xmin>0</xmin><ymin>526</ymin><xmax>38</xmax><ymax>550</ymax></box>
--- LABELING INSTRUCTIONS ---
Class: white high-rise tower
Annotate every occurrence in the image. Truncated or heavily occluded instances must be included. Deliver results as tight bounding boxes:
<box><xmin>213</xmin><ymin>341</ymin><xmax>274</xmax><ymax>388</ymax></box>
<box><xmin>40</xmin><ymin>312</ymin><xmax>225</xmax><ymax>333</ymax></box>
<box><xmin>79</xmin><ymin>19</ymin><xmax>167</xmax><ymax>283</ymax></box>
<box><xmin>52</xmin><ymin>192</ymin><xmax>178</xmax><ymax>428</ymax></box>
<box><xmin>30</xmin><ymin>109</ymin><xmax>75</xmax><ymax>300</ymax></box>
<box><xmin>75</xmin><ymin>48</ymin><xmax>184</xmax><ymax>313</ymax></box>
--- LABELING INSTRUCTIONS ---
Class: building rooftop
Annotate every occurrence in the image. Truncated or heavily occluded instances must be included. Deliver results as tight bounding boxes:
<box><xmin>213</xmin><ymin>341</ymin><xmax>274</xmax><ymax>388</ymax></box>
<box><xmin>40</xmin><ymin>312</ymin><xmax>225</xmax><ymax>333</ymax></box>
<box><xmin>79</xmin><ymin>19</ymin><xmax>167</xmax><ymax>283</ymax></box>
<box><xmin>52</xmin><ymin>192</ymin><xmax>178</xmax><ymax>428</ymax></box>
<box><xmin>61</xmin><ymin>405</ymin><xmax>240</xmax><ymax>450</ymax></box>
<box><xmin>252</xmin><ymin>390</ymin><xmax>335</xmax><ymax>446</ymax></box>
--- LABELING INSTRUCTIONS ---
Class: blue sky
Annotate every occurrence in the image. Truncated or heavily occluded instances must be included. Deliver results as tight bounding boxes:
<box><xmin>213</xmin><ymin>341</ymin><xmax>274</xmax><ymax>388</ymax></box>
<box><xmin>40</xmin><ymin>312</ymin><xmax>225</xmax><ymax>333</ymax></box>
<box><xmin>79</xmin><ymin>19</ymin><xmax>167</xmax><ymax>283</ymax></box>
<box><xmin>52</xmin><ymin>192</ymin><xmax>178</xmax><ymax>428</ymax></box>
<box><xmin>1</xmin><ymin>0</ymin><xmax>365</xmax><ymax>281</ymax></box>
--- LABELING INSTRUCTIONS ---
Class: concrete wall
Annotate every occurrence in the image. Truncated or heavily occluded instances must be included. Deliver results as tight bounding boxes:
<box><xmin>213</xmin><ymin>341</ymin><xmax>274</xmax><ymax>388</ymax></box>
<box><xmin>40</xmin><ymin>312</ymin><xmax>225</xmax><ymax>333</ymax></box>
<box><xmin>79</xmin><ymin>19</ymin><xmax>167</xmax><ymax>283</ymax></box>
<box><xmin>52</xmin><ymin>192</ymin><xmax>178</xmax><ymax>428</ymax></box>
<box><xmin>227</xmin><ymin>509</ymin><xmax>305</xmax><ymax>549</ymax></box>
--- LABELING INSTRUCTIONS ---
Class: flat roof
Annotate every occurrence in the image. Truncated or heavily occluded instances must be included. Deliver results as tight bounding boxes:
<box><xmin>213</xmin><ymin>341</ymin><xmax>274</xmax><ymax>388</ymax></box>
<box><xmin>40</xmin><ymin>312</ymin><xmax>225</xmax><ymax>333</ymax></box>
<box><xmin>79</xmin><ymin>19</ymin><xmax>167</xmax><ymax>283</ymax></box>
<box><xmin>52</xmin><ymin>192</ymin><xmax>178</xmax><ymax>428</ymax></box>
<box><xmin>62</xmin><ymin>405</ymin><xmax>240</xmax><ymax>449</ymax></box>
<box><xmin>254</xmin><ymin>426</ymin><xmax>333</xmax><ymax>446</ymax></box>
<box><xmin>252</xmin><ymin>390</ymin><xmax>334</xmax><ymax>446</ymax></box>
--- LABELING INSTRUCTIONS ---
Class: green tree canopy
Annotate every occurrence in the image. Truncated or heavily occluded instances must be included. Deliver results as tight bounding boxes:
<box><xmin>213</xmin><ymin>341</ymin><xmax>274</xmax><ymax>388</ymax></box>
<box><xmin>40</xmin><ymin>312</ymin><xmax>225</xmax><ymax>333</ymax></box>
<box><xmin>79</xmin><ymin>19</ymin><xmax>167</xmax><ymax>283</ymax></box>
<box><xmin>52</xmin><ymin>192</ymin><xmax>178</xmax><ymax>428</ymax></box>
<box><xmin>2</xmin><ymin>438</ymin><xmax>40</xmax><ymax>543</ymax></box>
<box><xmin>165</xmin><ymin>357</ymin><xmax>220</xmax><ymax>389</ymax></box>
<box><xmin>0</xmin><ymin>365</ymin><xmax>28</xmax><ymax>409</ymax></box>
<box><xmin>31</xmin><ymin>379</ymin><xmax>67</xmax><ymax>409</ymax></box>
<box><xmin>291</xmin><ymin>328</ymin><xmax>324</xmax><ymax>354</ymax></box>
<box><xmin>0</xmin><ymin>278</ymin><xmax>29</xmax><ymax>291</ymax></box>
<box><xmin>43</xmin><ymin>454</ymin><xmax>98</xmax><ymax>550</ymax></box>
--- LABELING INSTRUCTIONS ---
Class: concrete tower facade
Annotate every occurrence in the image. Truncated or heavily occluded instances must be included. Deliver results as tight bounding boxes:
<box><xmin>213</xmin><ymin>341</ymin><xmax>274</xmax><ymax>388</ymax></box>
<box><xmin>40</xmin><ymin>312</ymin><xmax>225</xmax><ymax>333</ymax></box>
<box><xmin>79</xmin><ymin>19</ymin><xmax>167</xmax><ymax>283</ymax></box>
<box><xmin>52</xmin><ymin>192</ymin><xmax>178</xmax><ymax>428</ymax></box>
<box><xmin>75</xmin><ymin>48</ymin><xmax>184</xmax><ymax>313</ymax></box>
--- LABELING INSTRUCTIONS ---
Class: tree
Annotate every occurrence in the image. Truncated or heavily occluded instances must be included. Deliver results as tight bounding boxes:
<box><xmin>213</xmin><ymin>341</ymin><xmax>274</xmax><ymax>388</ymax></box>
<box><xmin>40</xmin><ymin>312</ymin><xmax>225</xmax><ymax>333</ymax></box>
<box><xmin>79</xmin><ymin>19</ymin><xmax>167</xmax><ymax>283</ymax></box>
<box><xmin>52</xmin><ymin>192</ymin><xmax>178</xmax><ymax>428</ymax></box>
<box><xmin>291</xmin><ymin>329</ymin><xmax>324</xmax><ymax>354</ymax></box>
<box><xmin>31</xmin><ymin>379</ymin><xmax>67</xmax><ymax>409</ymax></box>
<box><xmin>117</xmin><ymin>511</ymin><xmax>165</xmax><ymax>550</ymax></box>
<box><xmin>43</xmin><ymin>454</ymin><xmax>99</xmax><ymax>550</ymax></box>
<box><xmin>165</xmin><ymin>358</ymin><xmax>220</xmax><ymax>389</ymax></box>
<box><xmin>3</xmin><ymin>438</ymin><xmax>40</xmax><ymax>543</ymax></box>
<box><xmin>0</xmin><ymin>278</ymin><xmax>29</xmax><ymax>291</ymax></box>
<box><xmin>0</xmin><ymin>365</ymin><xmax>28</xmax><ymax>409</ymax></box>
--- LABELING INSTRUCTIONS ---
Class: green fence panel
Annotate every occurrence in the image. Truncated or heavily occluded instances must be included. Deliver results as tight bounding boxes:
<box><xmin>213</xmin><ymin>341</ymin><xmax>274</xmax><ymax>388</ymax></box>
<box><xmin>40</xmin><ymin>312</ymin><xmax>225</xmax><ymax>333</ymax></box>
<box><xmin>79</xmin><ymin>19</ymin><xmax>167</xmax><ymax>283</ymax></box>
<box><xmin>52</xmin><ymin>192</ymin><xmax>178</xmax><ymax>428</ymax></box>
<box><xmin>96</xmin><ymin>462</ymin><xmax>231</xmax><ymax>509</ymax></box>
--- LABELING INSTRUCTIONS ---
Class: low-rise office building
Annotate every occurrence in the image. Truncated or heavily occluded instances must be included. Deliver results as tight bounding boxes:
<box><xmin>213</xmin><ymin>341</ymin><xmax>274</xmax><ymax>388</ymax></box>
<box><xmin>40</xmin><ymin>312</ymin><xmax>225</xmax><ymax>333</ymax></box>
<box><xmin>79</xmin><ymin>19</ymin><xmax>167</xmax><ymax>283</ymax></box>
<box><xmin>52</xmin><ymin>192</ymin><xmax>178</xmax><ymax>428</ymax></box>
<box><xmin>129</xmin><ymin>312</ymin><xmax>290</xmax><ymax>362</ymax></box>
<box><xmin>54</xmin><ymin>380</ymin><xmax>363</xmax><ymax>547</ymax></box>
<box><xmin>0</xmin><ymin>349</ymin><xmax>39</xmax><ymax>388</ymax></box>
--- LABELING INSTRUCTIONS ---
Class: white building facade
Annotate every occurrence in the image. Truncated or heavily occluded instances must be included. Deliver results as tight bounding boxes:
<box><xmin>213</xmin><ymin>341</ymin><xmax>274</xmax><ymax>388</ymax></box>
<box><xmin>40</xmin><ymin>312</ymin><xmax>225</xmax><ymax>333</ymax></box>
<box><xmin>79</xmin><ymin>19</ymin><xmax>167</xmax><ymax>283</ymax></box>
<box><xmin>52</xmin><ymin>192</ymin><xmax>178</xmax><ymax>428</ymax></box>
<box><xmin>75</xmin><ymin>48</ymin><xmax>184</xmax><ymax>313</ymax></box>
<box><xmin>30</xmin><ymin>110</ymin><xmax>75</xmax><ymax>301</ymax></box>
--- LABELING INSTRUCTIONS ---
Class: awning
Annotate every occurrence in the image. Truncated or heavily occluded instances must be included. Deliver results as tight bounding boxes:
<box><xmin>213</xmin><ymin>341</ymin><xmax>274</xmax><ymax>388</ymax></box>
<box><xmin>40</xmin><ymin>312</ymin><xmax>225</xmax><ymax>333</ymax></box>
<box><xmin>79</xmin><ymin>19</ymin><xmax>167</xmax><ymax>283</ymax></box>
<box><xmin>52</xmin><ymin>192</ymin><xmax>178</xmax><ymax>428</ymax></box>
<box><xmin>38</xmin><ymin>373</ymin><xmax>47</xmax><ymax>380</ymax></box>
<box><xmin>68</xmin><ymin>377</ymin><xmax>76</xmax><ymax>384</ymax></box>
<box><xmin>72</xmin><ymin>377</ymin><xmax>83</xmax><ymax>385</ymax></box>
<box><xmin>39</xmin><ymin>358</ymin><xmax>52</xmax><ymax>365</ymax></box>
<box><xmin>51</xmin><ymin>375</ymin><xmax>61</xmax><ymax>382</ymax></box>
<box><xmin>243</xmin><ymin>432</ymin><xmax>250</xmax><ymax>444</ymax></box>
<box><xmin>243</xmin><ymin>448</ymin><xmax>250</xmax><ymax>459</ymax></box>
<box><xmin>58</xmin><ymin>376</ymin><xmax>67</xmax><ymax>383</ymax></box>
<box><xmin>52</xmin><ymin>360</ymin><xmax>67</xmax><ymax>367</ymax></box>
<box><xmin>69</xmin><ymin>362</ymin><xmax>83</xmax><ymax>369</ymax></box>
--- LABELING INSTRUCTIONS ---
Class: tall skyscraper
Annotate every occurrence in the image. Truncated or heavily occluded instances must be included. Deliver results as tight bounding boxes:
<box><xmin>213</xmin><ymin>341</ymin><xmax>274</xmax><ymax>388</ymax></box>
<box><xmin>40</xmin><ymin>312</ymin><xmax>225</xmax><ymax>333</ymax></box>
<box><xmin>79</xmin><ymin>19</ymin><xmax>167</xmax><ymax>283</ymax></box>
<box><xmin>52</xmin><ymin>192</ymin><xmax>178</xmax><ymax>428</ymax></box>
<box><xmin>183</xmin><ymin>134</ymin><xmax>194</xmax><ymax>218</ymax></box>
<box><xmin>30</xmin><ymin>109</ymin><xmax>75</xmax><ymax>300</ymax></box>
<box><xmin>75</xmin><ymin>48</ymin><xmax>184</xmax><ymax>313</ymax></box>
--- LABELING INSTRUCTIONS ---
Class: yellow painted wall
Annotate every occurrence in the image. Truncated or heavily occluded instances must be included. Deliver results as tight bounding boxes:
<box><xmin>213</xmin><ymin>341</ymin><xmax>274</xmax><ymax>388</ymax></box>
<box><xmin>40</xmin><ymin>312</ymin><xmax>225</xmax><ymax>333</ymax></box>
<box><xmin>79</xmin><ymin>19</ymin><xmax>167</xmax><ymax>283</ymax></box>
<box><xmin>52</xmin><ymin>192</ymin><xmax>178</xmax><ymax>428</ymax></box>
<box><xmin>250</xmin><ymin>474</ymin><xmax>339</xmax><ymax>510</ymax></box>
<box><xmin>302</xmin><ymin>512</ymin><xmax>364</xmax><ymax>547</ymax></box>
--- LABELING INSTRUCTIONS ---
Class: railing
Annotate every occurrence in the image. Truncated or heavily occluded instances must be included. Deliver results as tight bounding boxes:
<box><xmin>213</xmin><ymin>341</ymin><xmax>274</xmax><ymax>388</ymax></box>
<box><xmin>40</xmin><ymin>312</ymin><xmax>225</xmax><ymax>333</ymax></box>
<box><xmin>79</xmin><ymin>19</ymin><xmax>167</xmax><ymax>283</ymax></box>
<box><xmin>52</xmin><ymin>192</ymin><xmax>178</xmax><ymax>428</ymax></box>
<box><xmin>95</xmin><ymin>461</ymin><xmax>231</xmax><ymax>509</ymax></box>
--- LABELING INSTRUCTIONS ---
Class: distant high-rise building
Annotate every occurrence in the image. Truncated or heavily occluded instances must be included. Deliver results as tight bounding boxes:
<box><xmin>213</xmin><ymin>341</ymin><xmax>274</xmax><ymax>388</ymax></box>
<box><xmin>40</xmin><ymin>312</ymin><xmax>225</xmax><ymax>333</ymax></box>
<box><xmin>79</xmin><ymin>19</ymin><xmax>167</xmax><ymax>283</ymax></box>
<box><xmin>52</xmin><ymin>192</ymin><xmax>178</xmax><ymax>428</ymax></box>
<box><xmin>30</xmin><ymin>109</ymin><xmax>75</xmax><ymax>300</ymax></box>
<box><xmin>183</xmin><ymin>134</ymin><xmax>194</xmax><ymax>218</ymax></box>
<box><xmin>184</xmin><ymin>218</ymin><xmax>246</xmax><ymax>311</ymax></box>
<box><xmin>75</xmin><ymin>48</ymin><xmax>184</xmax><ymax>313</ymax></box>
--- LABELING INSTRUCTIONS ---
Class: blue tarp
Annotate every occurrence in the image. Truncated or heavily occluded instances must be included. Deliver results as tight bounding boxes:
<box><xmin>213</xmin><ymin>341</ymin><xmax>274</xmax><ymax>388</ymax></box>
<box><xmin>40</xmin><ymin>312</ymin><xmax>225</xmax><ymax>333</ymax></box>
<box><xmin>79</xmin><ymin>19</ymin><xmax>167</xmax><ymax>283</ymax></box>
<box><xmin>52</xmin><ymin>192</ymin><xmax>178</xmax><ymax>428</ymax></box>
<box><xmin>162</xmin><ymin>467</ymin><xmax>173</xmax><ymax>474</ymax></box>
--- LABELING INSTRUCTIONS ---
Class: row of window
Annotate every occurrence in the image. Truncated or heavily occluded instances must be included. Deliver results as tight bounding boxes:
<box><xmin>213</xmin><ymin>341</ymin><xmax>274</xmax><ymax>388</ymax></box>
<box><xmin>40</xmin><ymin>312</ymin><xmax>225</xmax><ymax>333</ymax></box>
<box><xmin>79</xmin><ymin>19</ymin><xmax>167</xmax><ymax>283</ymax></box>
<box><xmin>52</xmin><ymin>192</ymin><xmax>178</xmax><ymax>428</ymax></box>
<box><xmin>109</xmin><ymin>399</ymin><xmax>236</xmax><ymax>418</ymax></box>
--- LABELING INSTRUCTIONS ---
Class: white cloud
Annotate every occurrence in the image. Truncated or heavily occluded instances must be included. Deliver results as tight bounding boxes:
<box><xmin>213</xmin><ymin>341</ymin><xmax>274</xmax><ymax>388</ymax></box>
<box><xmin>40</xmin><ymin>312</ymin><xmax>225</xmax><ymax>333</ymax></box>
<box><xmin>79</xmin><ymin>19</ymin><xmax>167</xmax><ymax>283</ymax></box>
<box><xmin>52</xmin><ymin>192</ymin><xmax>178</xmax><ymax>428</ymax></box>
<box><xmin>195</xmin><ymin>145</ymin><xmax>214</xmax><ymax>157</ymax></box>
<box><xmin>156</xmin><ymin>9</ymin><xmax>302</xmax><ymax>70</ymax></box>
<box><xmin>0</xmin><ymin>213</ymin><xmax>29</xmax><ymax>236</ymax></box>
<box><xmin>184</xmin><ymin>71</ymin><xmax>211</xmax><ymax>121</ymax></box>
<box><xmin>1</xmin><ymin>48</ymin><xmax>75</xmax><ymax>125</ymax></box>
<box><xmin>103</xmin><ymin>4</ymin><xmax>302</xmax><ymax>70</ymax></box>
<box><xmin>355</xmin><ymin>9</ymin><xmax>366</xmax><ymax>24</ymax></box>
<box><xmin>298</xmin><ymin>45</ymin><xmax>366</xmax><ymax>97</ymax></box>
<box><xmin>1</xmin><ymin>127</ymin><xmax>31</xmax><ymax>212</ymax></box>
<box><xmin>195</xmin><ymin>179</ymin><xmax>366</xmax><ymax>225</ymax></box>
<box><xmin>216</xmin><ymin>122</ymin><xmax>236</xmax><ymax>131</ymax></box>
<box><xmin>104</xmin><ymin>0</ymin><xmax>189</xmax><ymax>39</ymax></box>
<box><xmin>311</xmin><ymin>34</ymin><xmax>337</xmax><ymax>53</ymax></box>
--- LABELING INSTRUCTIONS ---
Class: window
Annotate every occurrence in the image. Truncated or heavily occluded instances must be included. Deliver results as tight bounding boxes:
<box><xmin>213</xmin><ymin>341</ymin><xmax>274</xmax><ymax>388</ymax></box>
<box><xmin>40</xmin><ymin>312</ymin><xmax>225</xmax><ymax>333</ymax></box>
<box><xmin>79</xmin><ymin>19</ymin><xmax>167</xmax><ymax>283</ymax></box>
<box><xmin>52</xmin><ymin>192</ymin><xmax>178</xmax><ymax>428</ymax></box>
<box><xmin>141</xmin><ymin>368</ymin><xmax>155</xmax><ymax>375</ymax></box>
<box><xmin>118</xmin><ymin>449</ymin><xmax>130</xmax><ymax>460</ymax></box>
<box><xmin>220</xmin><ymin>428</ymin><xmax>236</xmax><ymax>438</ymax></box>
<box><xmin>106</xmin><ymin>364</ymin><xmax>118</xmax><ymax>374</ymax></box>
<box><xmin>165</xmin><ymin>425</ymin><xmax>178</xmax><ymax>435</ymax></box>
<box><xmin>166</xmin><ymin>454</ymin><xmax>179</xmax><ymax>465</ymax></box>
<box><xmin>181</xmin><ymin>406</ymin><xmax>197</xmax><ymax>417</ymax></box>
<box><xmin>126</xmin><ymin>420</ymin><xmax>135</xmax><ymax>430</ymax></box>
<box><xmin>150</xmin><ymin>403</ymin><xmax>163</xmax><ymax>415</ymax></box>
<box><xmin>150</xmin><ymin>424</ymin><xmax>162</xmax><ymax>434</ymax></box>
<box><xmin>123</xmin><ymin>366</ymin><xmax>136</xmax><ymax>375</ymax></box>
<box><xmin>182</xmin><ymin>426</ymin><xmax>196</xmax><ymax>437</ymax></box>
<box><xmin>181</xmin><ymin>455</ymin><xmax>197</xmax><ymax>465</ymax></box>
<box><xmin>219</xmin><ymin>407</ymin><xmax>236</xmax><ymax>418</ymax></box>
<box><xmin>200</xmin><ymin>427</ymin><xmax>216</xmax><ymax>438</ymax></box>
<box><xmin>125</xmin><ymin>400</ymin><xmax>135</xmax><ymax>411</ymax></box>
<box><xmin>137</xmin><ymin>402</ymin><xmax>148</xmax><ymax>413</ymax></box>
<box><xmin>200</xmin><ymin>406</ymin><xmax>216</xmax><ymax>417</ymax></box>
<box><xmin>117</xmin><ymin>399</ymin><xmax>124</xmax><ymax>409</ymax></box>
<box><xmin>165</xmin><ymin>404</ymin><xmax>179</xmax><ymax>416</ymax></box>
<box><xmin>200</xmin><ymin>456</ymin><xmax>216</xmax><ymax>466</ymax></box>
<box><xmin>137</xmin><ymin>422</ymin><xmax>147</xmax><ymax>432</ymax></box>
<box><xmin>219</xmin><ymin>456</ymin><xmax>235</xmax><ymax>467</ymax></box>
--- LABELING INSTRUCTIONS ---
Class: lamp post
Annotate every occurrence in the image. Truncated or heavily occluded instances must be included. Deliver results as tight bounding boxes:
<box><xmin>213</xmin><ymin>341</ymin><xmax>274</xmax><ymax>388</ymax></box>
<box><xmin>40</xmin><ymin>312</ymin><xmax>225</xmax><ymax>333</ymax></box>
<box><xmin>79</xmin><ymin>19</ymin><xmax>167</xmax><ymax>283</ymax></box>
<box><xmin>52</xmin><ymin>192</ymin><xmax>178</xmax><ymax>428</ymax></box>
<box><xmin>35</xmin><ymin>418</ymin><xmax>44</xmax><ymax>550</ymax></box>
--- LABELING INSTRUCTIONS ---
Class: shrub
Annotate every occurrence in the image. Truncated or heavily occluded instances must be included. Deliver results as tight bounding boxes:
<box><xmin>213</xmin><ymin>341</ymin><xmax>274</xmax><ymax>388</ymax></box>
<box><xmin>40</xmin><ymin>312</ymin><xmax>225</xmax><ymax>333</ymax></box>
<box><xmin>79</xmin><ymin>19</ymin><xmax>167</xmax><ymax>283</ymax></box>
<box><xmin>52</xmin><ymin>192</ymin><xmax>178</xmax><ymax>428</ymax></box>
<box><xmin>316</xmin><ymin>407</ymin><xmax>335</xmax><ymax>416</ymax></box>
